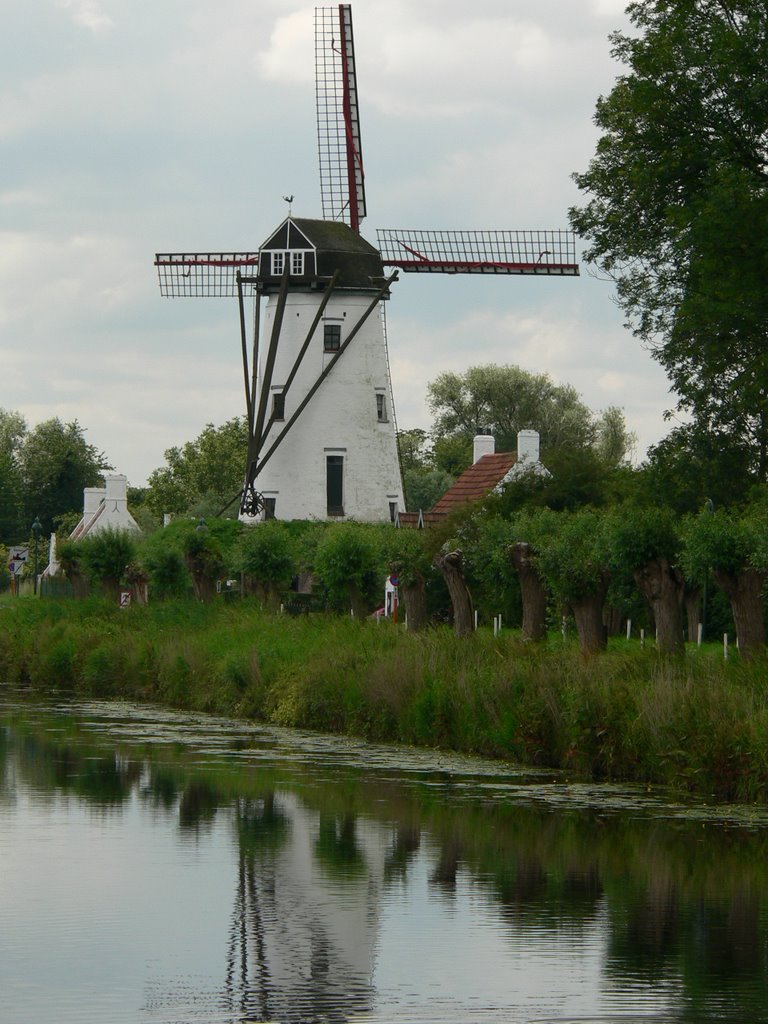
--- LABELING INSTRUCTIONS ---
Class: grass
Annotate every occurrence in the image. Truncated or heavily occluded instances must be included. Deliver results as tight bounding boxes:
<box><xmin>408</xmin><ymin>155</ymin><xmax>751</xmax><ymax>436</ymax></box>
<box><xmin>2</xmin><ymin>596</ymin><xmax>768</xmax><ymax>801</ymax></box>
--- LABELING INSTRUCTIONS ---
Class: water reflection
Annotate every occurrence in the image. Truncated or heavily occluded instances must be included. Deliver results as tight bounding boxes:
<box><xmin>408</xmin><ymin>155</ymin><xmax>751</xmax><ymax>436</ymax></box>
<box><xmin>2</xmin><ymin>697</ymin><xmax>768</xmax><ymax>1023</ymax></box>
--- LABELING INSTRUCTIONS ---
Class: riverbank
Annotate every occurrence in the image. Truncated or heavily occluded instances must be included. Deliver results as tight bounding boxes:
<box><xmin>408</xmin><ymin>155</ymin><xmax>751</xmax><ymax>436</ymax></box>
<box><xmin>1</xmin><ymin>597</ymin><xmax>767</xmax><ymax>801</ymax></box>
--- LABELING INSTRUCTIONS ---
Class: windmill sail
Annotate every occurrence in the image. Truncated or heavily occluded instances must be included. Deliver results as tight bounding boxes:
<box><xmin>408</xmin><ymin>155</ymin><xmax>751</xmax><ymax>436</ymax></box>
<box><xmin>315</xmin><ymin>4</ymin><xmax>366</xmax><ymax>231</ymax></box>
<box><xmin>376</xmin><ymin>229</ymin><xmax>579</xmax><ymax>275</ymax></box>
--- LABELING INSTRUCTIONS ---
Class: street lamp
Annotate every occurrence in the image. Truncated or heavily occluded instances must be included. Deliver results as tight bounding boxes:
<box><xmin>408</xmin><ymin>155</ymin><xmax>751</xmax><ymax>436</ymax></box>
<box><xmin>31</xmin><ymin>516</ymin><xmax>43</xmax><ymax>596</ymax></box>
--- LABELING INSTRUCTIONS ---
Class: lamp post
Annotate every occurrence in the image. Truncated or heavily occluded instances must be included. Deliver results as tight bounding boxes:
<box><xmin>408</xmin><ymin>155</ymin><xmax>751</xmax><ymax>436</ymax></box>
<box><xmin>31</xmin><ymin>516</ymin><xmax>43</xmax><ymax>596</ymax></box>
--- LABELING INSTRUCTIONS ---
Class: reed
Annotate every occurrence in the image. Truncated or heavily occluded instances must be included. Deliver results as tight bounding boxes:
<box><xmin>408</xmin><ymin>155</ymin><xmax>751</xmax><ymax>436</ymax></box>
<box><xmin>2</xmin><ymin>599</ymin><xmax>768</xmax><ymax>801</ymax></box>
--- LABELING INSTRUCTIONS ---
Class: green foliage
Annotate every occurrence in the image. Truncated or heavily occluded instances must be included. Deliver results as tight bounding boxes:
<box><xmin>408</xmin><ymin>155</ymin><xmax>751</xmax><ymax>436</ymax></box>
<box><xmin>638</xmin><ymin>423</ymin><xmax>756</xmax><ymax>514</ymax></box>
<box><xmin>606</xmin><ymin>505</ymin><xmax>682</xmax><ymax>575</ymax></box>
<box><xmin>462</xmin><ymin>515</ymin><xmax>521</xmax><ymax>625</ymax></box>
<box><xmin>571</xmin><ymin>1</ymin><xmax>768</xmax><ymax>479</ymax></box>
<box><xmin>5</xmin><ymin>600</ymin><xmax>768</xmax><ymax>800</ymax></box>
<box><xmin>382</xmin><ymin>527</ymin><xmax>433</xmax><ymax>587</ymax></box>
<box><xmin>403</xmin><ymin>467</ymin><xmax>455</xmax><ymax>512</ymax></box>
<box><xmin>145</xmin><ymin>417</ymin><xmax>248</xmax><ymax>518</ymax></box>
<box><xmin>533</xmin><ymin>509</ymin><xmax>610</xmax><ymax>604</ymax></box>
<box><xmin>77</xmin><ymin>527</ymin><xmax>139</xmax><ymax>594</ymax></box>
<box><xmin>0</xmin><ymin>544</ymin><xmax>10</xmax><ymax>592</ymax></box>
<box><xmin>16</xmin><ymin>417</ymin><xmax>112</xmax><ymax>534</ymax></box>
<box><xmin>427</xmin><ymin>364</ymin><xmax>599</xmax><ymax>454</ymax></box>
<box><xmin>234</xmin><ymin>522</ymin><xmax>297</xmax><ymax>590</ymax></box>
<box><xmin>681</xmin><ymin>507</ymin><xmax>768</xmax><ymax>582</ymax></box>
<box><xmin>313</xmin><ymin>523</ymin><xmax>387</xmax><ymax>612</ymax></box>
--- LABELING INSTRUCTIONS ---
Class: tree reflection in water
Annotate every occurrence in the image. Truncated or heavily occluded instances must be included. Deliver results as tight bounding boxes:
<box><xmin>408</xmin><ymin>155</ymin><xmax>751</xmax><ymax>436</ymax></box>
<box><xmin>3</xmin><ymin>704</ymin><xmax>768</xmax><ymax>1022</ymax></box>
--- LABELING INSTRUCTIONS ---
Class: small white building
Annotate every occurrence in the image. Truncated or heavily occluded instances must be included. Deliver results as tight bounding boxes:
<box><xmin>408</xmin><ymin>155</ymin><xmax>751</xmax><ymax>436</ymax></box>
<box><xmin>69</xmin><ymin>474</ymin><xmax>140</xmax><ymax>540</ymax></box>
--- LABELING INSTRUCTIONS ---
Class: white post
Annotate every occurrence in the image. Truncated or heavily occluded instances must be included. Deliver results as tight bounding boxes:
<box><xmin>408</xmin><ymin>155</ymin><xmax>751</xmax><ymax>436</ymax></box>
<box><xmin>724</xmin><ymin>633</ymin><xmax>729</xmax><ymax>660</ymax></box>
<box><xmin>498</xmin><ymin>614</ymin><xmax>502</xmax><ymax>633</ymax></box>
<box><xmin>697</xmin><ymin>622</ymin><xmax>703</xmax><ymax>646</ymax></box>
<box><xmin>280</xmin><ymin>603</ymin><xmax>284</xmax><ymax>614</ymax></box>
<box><xmin>626</xmin><ymin>619</ymin><xmax>632</xmax><ymax>641</ymax></box>
<box><xmin>474</xmin><ymin>609</ymin><xmax>478</xmax><ymax>631</ymax></box>
<box><xmin>640</xmin><ymin>628</ymin><xmax>645</xmax><ymax>648</ymax></box>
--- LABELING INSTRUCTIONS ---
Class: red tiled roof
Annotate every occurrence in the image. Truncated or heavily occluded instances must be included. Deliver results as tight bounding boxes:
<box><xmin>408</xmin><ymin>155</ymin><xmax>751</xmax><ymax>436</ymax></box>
<box><xmin>431</xmin><ymin>452</ymin><xmax>517</xmax><ymax>513</ymax></box>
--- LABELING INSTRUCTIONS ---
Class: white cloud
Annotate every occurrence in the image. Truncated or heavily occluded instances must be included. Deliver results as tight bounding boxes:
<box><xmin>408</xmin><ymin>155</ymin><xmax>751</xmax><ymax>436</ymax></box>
<box><xmin>55</xmin><ymin>0</ymin><xmax>113</xmax><ymax>34</ymax></box>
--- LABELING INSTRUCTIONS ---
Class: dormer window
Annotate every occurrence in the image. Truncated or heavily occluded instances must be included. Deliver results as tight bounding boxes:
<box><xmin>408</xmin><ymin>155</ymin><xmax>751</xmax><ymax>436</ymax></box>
<box><xmin>272</xmin><ymin>251</ymin><xmax>285</xmax><ymax>275</ymax></box>
<box><xmin>291</xmin><ymin>251</ymin><xmax>304</xmax><ymax>275</ymax></box>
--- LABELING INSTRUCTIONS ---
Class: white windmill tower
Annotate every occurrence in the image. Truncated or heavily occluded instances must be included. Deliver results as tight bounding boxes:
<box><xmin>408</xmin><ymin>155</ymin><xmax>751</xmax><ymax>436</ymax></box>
<box><xmin>154</xmin><ymin>5</ymin><xmax>579</xmax><ymax>524</ymax></box>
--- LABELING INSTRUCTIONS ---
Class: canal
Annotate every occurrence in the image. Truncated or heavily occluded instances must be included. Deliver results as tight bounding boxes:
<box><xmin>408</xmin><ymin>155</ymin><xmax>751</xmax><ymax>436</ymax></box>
<box><xmin>1</xmin><ymin>693</ymin><xmax>767</xmax><ymax>1023</ymax></box>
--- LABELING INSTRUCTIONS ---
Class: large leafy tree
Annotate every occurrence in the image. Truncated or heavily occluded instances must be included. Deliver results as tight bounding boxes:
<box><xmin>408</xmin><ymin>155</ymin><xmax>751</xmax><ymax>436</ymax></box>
<box><xmin>428</xmin><ymin>364</ymin><xmax>595</xmax><ymax>454</ymax></box>
<box><xmin>426</xmin><ymin>364</ymin><xmax>633</xmax><ymax>476</ymax></box>
<box><xmin>571</xmin><ymin>1</ymin><xmax>768</xmax><ymax>478</ymax></box>
<box><xmin>146</xmin><ymin>417</ymin><xmax>248</xmax><ymax>518</ymax></box>
<box><xmin>16</xmin><ymin>418</ymin><xmax>112</xmax><ymax>535</ymax></box>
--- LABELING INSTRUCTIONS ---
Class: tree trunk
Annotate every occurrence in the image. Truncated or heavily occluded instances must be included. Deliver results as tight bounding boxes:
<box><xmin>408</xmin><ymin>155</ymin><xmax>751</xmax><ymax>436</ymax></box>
<box><xmin>634</xmin><ymin>558</ymin><xmax>685</xmax><ymax>655</ymax></box>
<box><xmin>347</xmin><ymin>582</ymin><xmax>369</xmax><ymax>619</ymax></box>
<box><xmin>400</xmin><ymin>575</ymin><xmax>428</xmax><ymax>631</ymax></box>
<box><xmin>185</xmin><ymin>556</ymin><xmax>216</xmax><ymax>603</ymax></box>
<box><xmin>684</xmin><ymin>584</ymin><xmax>702</xmax><ymax>643</ymax></box>
<box><xmin>714</xmin><ymin>567</ymin><xmax>767</xmax><ymax>660</ymax></box>
<box><xmin>603</xmin><ymin>604</ymin><xmax>623</xmax><ymax>636</ymax></box>
<box><xmin>570</xmin><ymin>571</ymin><xmax>610</xmax><ymax>655</ymax></box>
<box><xmin>433</xmin><ymin>549</ymin><xmax>474</xmax><ymax>637</ymax></box>
<box><xmin>510</xmin><ymin>542</ymin><xmax>547</xmax><ymax>641</ymax></box>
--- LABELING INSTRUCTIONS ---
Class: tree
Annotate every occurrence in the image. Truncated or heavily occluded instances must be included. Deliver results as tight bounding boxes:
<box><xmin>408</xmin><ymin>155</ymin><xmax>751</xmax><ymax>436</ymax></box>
<box><xmin>637</xmin><ymin>423</ymin><xmax>756</xmax><ymax>515</ymax></box>
<box><xmin>234</xmin><ymin>522</ymin><xmax>296</xmax><ymax>608</ymax></box>
<box><xmin>77</xmin><ymin>527</ymin><xmax>139</xmax><ymax>601</ymax></box>
<box><xmin>607</xmin><ymin>507</ymin><xmax>685</xmax><ymax>655</ymax></box>
<box><xmin>16</xmin><ymin>418</ymin><xmax>113</xmax><ymax>534</ymax></box>
<box><xmin>146</xmin><ymin>417</ymin><xmax>248</xmax><ymax>518</ymax></box>
<box><xmin>313</xmin><ymin>523</ymin><xmax>385</xmax><ymax>617</ymax></box>
<box><xmin>428</xmin><ymin>364</ymin><xmax>598</xmax><ymax>459</ymax></box>
<box><xmin>383</xmin><ymin>527</ymin><xmax>434</xmax><ymax>630</ymax></box>
<box><xmin>0</xmin><ymin>449</ymin><xmax>24</xmax><ymax>542</ymax></box>
<box><xmin>682</xmin><ymin>507</ymin><xmax>768</xmax><ymax>659</ymax></box>
<box><xmin>571</xmin><ymin>1</ymin><xmax>768</xmax><ymax>479</ymax></box>
<box><xmin>433</xmin><ymin>547</ymin><xmax>474</xmax><ymax>637</ymax></box>
<box><xmin>534</xmin><ymin>509</ymin><xmax>611</xmax><ymax>655</ymax></box>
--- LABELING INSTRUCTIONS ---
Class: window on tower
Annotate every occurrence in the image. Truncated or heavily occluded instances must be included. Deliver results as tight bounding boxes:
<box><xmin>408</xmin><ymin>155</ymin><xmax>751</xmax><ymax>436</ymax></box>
<box><xmin>272</xmin><ymin>391</ymin><xmax>285</xmax><ymax>420</ymax></box>
<box><xmin>376</xmin><ymin>392</ymin><xmax>387</xmax><ymax>422</ymax></box>
<box><xmin>324</xmin><ymin>324</ymin><xmax>341</xmax><ymax>352</ymax></box>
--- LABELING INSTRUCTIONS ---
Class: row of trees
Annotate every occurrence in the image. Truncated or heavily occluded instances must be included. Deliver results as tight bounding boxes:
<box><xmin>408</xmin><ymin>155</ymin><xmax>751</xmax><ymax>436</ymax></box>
<box><xmin>43</xmin><ymin>478</ymin><xmax>767</xmax><ymax>662</ymax></box>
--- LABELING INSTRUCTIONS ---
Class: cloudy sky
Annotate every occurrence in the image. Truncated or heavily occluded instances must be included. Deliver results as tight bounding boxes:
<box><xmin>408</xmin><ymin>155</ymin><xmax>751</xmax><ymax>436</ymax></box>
<box><xmin>1</xmin><ymin>0</ymin><xmax>676</xmax><ymax>486</ymax></box>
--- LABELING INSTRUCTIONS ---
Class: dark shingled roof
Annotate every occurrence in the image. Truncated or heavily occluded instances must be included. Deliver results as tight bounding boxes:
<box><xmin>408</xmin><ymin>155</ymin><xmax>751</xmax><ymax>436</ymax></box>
<box><xmin>259</xmin><ymin>217</ymin><xmax>386</xmax><ymax>290</ymax></box>
<box><xmin>431</xmin><ymin>452</ymin><xmax>517</xmax><ymax>514</ymax></box>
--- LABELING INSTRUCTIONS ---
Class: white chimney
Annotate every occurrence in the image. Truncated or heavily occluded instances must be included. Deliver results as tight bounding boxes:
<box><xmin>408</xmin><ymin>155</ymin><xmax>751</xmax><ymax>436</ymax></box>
<box><xmin>104</xmin><ymin>474</ymin><xmax>128</xmax><ymax>510</ymax></box>
<box><xmin>83</xmin><ymin>487</ymin><xmax>104</xmax><ymax>517</ymax></box>
<box><xmin>517</xmin><ymin>430</ymin><xmax>540</xmax><ymax>465</ymax></box>
<box><xmin>473</xmin><ymin>434</ymin><xmax>495</xmax><ymax>463</ymax></box>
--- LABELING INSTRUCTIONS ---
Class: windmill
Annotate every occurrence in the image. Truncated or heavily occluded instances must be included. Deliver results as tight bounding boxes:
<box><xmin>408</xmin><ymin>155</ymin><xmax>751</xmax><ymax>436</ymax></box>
<box><xmin>154</xmin><ymin>4</ymin><xmax>578</xmax><ymax>523</ymax></box>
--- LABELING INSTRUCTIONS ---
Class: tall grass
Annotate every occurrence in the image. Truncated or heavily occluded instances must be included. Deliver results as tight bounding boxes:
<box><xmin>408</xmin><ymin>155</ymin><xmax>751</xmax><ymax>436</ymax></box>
<box><xmin>2</xmin><ymin>598</ymin><xmax>767</xmax><ymax>801</ymax></box>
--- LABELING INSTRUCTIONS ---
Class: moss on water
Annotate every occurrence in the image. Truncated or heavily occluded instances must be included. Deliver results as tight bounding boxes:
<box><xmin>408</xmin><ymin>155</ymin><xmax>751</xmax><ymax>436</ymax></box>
<box><xmin>1</xmin><ymin>598</ymin><xmax>767</xmax><ymax>801</ymax></box>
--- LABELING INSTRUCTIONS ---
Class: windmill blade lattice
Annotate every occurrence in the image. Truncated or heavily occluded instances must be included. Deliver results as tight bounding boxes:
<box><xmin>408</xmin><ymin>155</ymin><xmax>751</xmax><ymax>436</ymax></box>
<box><xmin>377</xmin><ymin>229</ymin><xmax>578</xmax><ymax>275</ymax></box>
<box><xmin>315</xmin><ymin>5</ymin><xmax>366</xmax><ymax>231</ymax></box>
<box><xmin>154</xmin><ymin>253</ymin><xmax>260</xmax><ymax>297</ymax></box>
